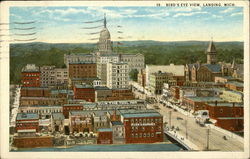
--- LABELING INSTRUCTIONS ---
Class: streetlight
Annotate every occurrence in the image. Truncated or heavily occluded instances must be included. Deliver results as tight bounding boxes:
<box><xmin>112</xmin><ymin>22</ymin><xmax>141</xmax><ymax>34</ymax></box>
<box><xmin>206</xmin><ymin>128</ymin><xmax>210</xmax><ymax>150</ymax></box>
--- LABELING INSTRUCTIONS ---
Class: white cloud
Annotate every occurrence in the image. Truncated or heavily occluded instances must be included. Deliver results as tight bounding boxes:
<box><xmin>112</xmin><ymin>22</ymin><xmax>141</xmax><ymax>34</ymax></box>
<box><xmin>220</xmin><ymin>8</ymin><xmax>234</xmax><ymax>13</ymax></box>
<box><xmin>171</xmin><ymin>7</ymin><xmax>202</xmax><ymax>12</ymax></box>
<box><xmin>212</xmin><ymin>14</ymin><xmax>223</xmax><ymax>19</ymax></box>
<box><xmin>173</xmin><ymin>11</ymin><xmax>208</xmax><ymax>18</ymax></box>
<box><xmin>231</xmin><ymin>12</ymin><xmax>243</xmax><ymax>17</ymax></box>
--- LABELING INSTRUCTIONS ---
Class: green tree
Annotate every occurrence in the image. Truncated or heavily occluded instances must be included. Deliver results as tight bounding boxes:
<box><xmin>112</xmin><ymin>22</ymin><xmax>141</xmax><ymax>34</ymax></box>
<box><xmin>129</xmin><ymin>69</ymin><xmax>139</xmax><ymax>81</ymax></box>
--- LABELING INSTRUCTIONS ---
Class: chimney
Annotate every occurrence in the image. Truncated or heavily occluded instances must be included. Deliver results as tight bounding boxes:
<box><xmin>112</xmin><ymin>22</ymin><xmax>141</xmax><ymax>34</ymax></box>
<box><xmin>112</xmin><ymin>109</ymin><xmax>117</xmax><ymax>121</ymax></box>
<box><xmin>215</xmin><ymin>100</ymin><xmax>217</xmax><ymax>107</ymax></box>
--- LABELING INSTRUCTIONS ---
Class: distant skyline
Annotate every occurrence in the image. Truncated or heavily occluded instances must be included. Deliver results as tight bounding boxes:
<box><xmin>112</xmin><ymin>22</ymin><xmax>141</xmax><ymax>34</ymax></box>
<box><xmin>9</xmin><ymin>6</ymin><xmax>243</xmax><ymax>43</ymax></box>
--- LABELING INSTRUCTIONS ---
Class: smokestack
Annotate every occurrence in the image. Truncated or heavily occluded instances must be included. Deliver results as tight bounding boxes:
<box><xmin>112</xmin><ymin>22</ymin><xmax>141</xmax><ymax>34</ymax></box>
<box><xmin>215</xmin><ymin>100</ymin><xmax>217</xmax><ymax>107</ymax></box>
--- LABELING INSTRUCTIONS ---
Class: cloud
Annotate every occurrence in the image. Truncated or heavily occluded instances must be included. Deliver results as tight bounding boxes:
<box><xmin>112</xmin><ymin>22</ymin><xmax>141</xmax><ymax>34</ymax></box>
<box><xmin>173</xmin><ymin>11</ymin><xmax>208</xmax><ymax>18</ymax></box>
<box><xmin>171</xmin><ymin>7</ymin><xmax>202</xmax><ymax>12</ymax></box>
<box><xmin>220</xmin><ymin>8</ymin><xmax>234</xmax><ymax>13</ymax></box>
<box><xmin>230</xmin><ymin>12</ymin><xmax>243</xmax><ymax>17</ymax></box>
<box><xmin>212</xmin><ymin>14</ymin><xmax>223</xmax><ymax>19</ymax></box>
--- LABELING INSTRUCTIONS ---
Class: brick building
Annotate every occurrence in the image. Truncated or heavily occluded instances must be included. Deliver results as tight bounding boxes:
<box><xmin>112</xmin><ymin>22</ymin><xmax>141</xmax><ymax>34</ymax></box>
<box><xmin>170</xmin><ymin>86</ymin><xmax>180</xmax><ymax>100</ymax></box>
<box><xmin>97</xmin><ymin>128</ymin><xmax>113</xmax><ymax>144</ymax></box>
<box><xmin>16</xmin><ymin>113</ymin><xmax>39</xmax><ymax>134</ymax></box>
<box><xmin>119</xmin><ymin>109</ymin><xmax>163</xmax><ymax>144</ymax></box>
<box><xmin>20</xmin><ymin>97</ymin><xmax>66</xmax><ymax>106</ymax></box>
<box><xmin>21</xmin><ymin>64</ymin><xmax>40</xmax><ymax>87</ymax></box>
<box><xmin>21</xmin><ymin>87</ymin><xmax>50</xmax><ymax>97</ymax></box>
<box><xmin>205</xmin><ymin>102</ymin><xmax>243</xmax><ymax>132</ymax></box>
<box><xmin>13</xmin><ymin>136</ymin><xmax>53</xmax><ymax>148</ymax></box>
<box><xmin>63</xmin><ymin>104</ymin><xmax>84</xmax><ymax>118</ymax></box>
<box><xmin>69</xmin><ymin>62</ymin><xmax>97</xmax><ymax>78</ymax></box>
<box><xmin>73</xmin><ymin>84</ymin><xmax>95</xmax><ymax>102</ymax></box>
<box><xmin>138</xmin><ymin>69</ymin><xmax>146</xmax><ymax>87</ymax></box>
<box><xmin>182</xmin><ymin>96</ymin><xmax>224</xmax><ymax>112</ymax></box>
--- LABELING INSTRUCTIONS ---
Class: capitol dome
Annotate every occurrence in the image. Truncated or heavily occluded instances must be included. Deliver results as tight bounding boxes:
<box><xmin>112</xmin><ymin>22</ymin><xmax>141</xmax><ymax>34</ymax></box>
<box><xmin>98</xmin><ymin>14</ymin><xmax>113</xmax><ymax>54</ymax></box>
<box><xmin>100</xmin><ymin>28</ymin><xmax>111</xmax><ymax>40</ymax></box>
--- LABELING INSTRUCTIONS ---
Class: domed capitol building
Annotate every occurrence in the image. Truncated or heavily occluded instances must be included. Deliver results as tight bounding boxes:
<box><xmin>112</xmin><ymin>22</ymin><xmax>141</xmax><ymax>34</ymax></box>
<box><xmin>64</xmin><ymin>15</ymin><xmax>145</xmax><ymax>88</ymax></box>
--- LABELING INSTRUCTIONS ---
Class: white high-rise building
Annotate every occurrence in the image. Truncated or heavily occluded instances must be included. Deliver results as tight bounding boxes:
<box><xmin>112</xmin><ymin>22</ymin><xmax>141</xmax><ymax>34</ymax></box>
<box><xmin>107</xmin><ymin>62</ymin><xmax>129</xmax><ymax>89</ymax></box>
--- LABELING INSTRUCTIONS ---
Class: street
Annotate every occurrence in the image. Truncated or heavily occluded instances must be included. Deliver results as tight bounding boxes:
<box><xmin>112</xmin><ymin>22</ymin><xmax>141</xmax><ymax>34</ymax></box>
<box><xmin>132</xmin><ymin>83</ymin><xmax>244</xmax><ymax>151</ymax></box>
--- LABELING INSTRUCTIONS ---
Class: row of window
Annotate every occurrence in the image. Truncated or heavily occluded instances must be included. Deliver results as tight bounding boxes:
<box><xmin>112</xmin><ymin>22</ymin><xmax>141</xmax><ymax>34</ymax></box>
<box><xmin>72</xmin><ymin>66</ymin><xmax>95</xmax><ymax>69</ymax></box>
<box><xmin>131</xmin><ymin>132</ymin><xmax>155</xmax><ymax>138</ymax></box>
<box><xmin>130</xmin><ymin>118</ymin><xmax>162</xmax><ymax>123</ymax></box>
<box><xmin>23</xmin><ymin>74</ymin><xmax>39</xmax><ymax>77</ymax></box>
<box><xmin>131</xmin><ymin>126</ymin><xmax>161</xmax><ymax>131</ymax></box>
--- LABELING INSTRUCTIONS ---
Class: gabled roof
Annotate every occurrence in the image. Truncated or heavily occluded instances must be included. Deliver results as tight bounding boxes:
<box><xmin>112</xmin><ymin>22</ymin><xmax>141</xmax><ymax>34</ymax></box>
<box><xmin>202</xmin><ymin>64</ymin><xmax>221</xmax><ymax>73</ymax></box>
<box><xmin>207</xmin><ymin>41</ymin><xmax>216</xmax><ymax>53</ymax></box>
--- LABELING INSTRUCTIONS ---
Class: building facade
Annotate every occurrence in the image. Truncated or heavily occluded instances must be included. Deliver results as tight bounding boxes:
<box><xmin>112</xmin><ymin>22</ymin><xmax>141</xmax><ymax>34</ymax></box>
<box><xmin>21</xmin><ymin>87</ymin><xmax>50</xmax><ymax>97</ymax></box>
<box><xmin>21</xmin><ymin>64</ymin><xmax>40</xmax><ymax>87</ymax></box>
<box><xmin>54</xmin><ymin>68</ymin><xmax>68</xmax><ymax>86</ymax></box>
<box><xmin>69</xmin><ymin>111</ymin><xmax>93</xmax><ymax>134</ymax></box>
<box><xmin>107</xmin><ymin>62</ymin><xmax>129</xmax><ymax>89</ymax></box>
<box><xmin>97</xmin><ymin>128</ymin><xmax>113</xmax><ymax>144</ymax></box>
<box><xmin>40</xmin><ymin>66</ymin><xmax>56</xmax><ymax>87</ymax></box>
<box><xmin>16</xmin><ymin>113</ymin><xmax>39</xmax><ymax>134</ymax></box>
<box><xmin>110</xmin><ymin>121</ymin><xmax>125</xmax><ymax>144</ymax></box>
<box><xmin>73</xmin><ymin>84</ymin><xmax>95</xmax><ymax>102</ymax></box>
<box><xmin>119</xmin><ymin>109</ymin><xmax>163</xmax><ymax>144</ymax></box>
<box><xmin>68</xmin><ymin>62</ymin><xmax>97</xmax><ymax>79</ymax></box>
<box><xmin>138</xmin><ymin>69</ymin><xmax>146</xmax><ymax>87</ymax></box>
<box><xmin>145</xmin><ymin>64</ymin><xmax>184</xmax><ymax>88</ymax></box>
<box><xmin>205</xmin><ymin>102</ymin><xmax>243</xmax><ymax>132</ymax></box>
<box><xmin>149</xmin><ymin>71</ymin><xmax>173</xmax><ymax>94</ymax></box>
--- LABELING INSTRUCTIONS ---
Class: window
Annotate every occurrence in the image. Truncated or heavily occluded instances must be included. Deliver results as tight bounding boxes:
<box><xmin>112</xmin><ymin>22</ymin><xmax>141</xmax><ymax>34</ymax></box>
<box><xmin>131</xmin><ymin>119</ymin><xmax>134</xmax><ymax>123</ymax></box>
<box><xmin>143</xmin><ymin>133</ymin><xmax>146</xmax><ymax>137</ymax></box>
<box><xmin>151</xmin><ymin>133</ymin><xmax>154</xmax><ymax>137</ymax></box>
<box><xmin>147</xmin><ymin>133</ymin><xmax>150</xmax><ymax>137</ymax></box>
<box><xmin>141</xmin><ymin>127</ymin><xmax>145</xmax><ymax>131</ymax></box>
<box><xmin>139</xmin><ymin>133</ymin><xmax>142</xmax><ymax>138</ymax></box>
<box><xmin>220</xmin><ymin>109</ymin><xmax>223</xmax><ymax>113</ymax></box>
<box><xmin>135</xmin><ymin>133</ymin><xmax>138</xmax><ymax>138</ymax></box>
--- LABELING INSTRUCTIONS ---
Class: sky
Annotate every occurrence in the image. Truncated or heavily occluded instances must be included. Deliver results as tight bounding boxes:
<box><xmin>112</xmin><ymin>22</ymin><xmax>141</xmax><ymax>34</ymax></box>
<box><xmin>9</xmin><ymin>6</ymin><xmax>243</xmax><ymax>43</ymax></box>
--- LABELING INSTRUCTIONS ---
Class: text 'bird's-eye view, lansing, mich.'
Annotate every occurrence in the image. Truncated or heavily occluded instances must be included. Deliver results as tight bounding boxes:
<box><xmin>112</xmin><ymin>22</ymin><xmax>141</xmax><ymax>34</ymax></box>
<box><xmin>3</xmin><ymin>6</ymin><xmax>245</xmax><ymax>152</ymax></box>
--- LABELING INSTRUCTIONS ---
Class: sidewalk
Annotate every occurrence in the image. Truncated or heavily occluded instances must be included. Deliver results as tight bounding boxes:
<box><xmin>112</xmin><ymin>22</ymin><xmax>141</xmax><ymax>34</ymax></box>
<box><xmin>164</xmin><ymin>129</ymin><xmax>200</xmax><ymax>150</ymax></box>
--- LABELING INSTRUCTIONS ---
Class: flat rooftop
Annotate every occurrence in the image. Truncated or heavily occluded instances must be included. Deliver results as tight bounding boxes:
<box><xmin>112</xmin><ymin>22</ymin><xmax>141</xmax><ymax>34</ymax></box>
<box><xmin>186</xmin><ymin>96</ymin><xmax>224</xmax><ymax>102</ymax></box>
<box><xmin>74</xmin><ymin>84</ymin><xmax>93</xmax><ymax>89</ymax></box>
<box><xmin>206</xmin><ymin>102</ymin><xmax>243</xmax><ymax>107</ymax></box>
<box><xmin>16</xmin><ymin>113</ymin><xmax>39</xmax><ymax>120</ymax></box>
<box><xmin>119</xmin><ymin>109</ymin><xmax>162</xmax><ymax>118</ymax></box>
<box><xmin>227</xmin><ymin>81</ymin><xmax>244</xmax><ymax>87</ymax></box>
<box><xmin>98</xmin><ymin>128</ymin><xmax>112</xmax><ymax>132</ymax></box>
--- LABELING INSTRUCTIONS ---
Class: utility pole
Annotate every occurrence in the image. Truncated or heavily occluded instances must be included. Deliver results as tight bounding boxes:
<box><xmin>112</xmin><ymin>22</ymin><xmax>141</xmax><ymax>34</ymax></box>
<box><xmin>206</xmin><ymin>128</ymin><xmax>210</xmax><ymax>150</ymax></box>
<box><xmin>185</xmin><ymin>119</ymin><xmax>188</xmax><ymax>139</ymax></box>
<box><xmin>169</xmin><ymin>111</ymin><xmax>172</xmax><ymax>129</ymax></box>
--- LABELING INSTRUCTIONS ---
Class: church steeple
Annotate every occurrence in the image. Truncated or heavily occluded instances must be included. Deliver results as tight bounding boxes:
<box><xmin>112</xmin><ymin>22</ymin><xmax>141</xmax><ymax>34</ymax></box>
<box><xmin>206</xmin><ymin>38</ymin><xmax>217</xmax><ymax>64</ymax></box>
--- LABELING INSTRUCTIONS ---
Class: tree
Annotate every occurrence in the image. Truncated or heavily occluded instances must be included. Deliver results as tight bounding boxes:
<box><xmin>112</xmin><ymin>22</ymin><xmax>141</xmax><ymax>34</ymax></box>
<box><xmin>129</xmin><ymin>69</ymin><xmax>139</xmax><ymax>81</ymax></box>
